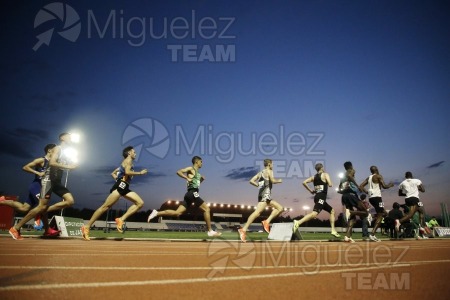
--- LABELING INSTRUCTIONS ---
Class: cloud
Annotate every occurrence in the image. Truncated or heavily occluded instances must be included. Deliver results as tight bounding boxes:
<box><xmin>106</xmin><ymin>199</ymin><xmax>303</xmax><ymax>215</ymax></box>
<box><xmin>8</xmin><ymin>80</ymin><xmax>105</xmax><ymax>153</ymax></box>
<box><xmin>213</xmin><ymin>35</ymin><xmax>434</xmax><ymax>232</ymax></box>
<box><xmin>427</xmin><ymin>161</ymin><xmax>445</xmax><ymax>169</ymax></box>
<box><xmin>0</xmin><ymin>128</ymin><xmax>50</xmax><ymax>159</ymax></box>
<box><xmin>225</xmin><ymin>166</ymin><xmax>259</xmax><ymax>181</ymax></box>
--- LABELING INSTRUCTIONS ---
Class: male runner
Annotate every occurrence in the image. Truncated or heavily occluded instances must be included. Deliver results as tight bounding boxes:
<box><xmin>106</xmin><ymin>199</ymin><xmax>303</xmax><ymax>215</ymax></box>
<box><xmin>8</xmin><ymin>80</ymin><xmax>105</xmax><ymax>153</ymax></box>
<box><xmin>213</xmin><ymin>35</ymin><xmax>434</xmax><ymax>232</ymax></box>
<box><xmin>238</xmin><ymin>159</ymin><xmax>283</xmax><ymax>243</ymax></box>
<box><xmin>9</xmin><ymin>133</ymin><xmax>77</xmax><ymax>240</ymax></box>
<box><xmin>0</xmin><ymin>144</ymin><xmax>56</xmax><ymax>230</ymax></box>
<box><xmin>293</xmin><ymin>163</ymin><xmax>340</xmax><ymax>238</ymax></box>
<box><xmin>359</xmin><ymin>165</ymin><xmax>394</xmax><ymax>242</ymax></box>
<box><xmin>339</xmin><ymin>162</ymin><xmax>368</xmax><ymax>243</ymax></box>
<box><xmin>81</xmin><ymin>146</ymin><xmax>147</xmax><ymax>240</ymax></box>
<box><xmin>395</xmin><ymin>171</ymin><xmax>427</xmax><ymax>233</ymax></box>
<box><xmin>147</xmin><ymin>156</ymin><xmax>221</xmax><ymax>238</ymax></box>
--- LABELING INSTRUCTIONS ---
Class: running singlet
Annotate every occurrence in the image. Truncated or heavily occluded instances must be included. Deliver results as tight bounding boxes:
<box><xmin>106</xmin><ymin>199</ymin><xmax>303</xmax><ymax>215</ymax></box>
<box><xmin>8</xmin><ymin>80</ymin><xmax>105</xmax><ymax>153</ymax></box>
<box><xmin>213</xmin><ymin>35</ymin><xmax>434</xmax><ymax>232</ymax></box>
<box><xmin>116</xmin><ymin>164</ymin><xmax>133</xmax><ymax>183</ymax></box>
<box><xmin>34</xmin><ymin>157</ymin><xmax>50</xmax><ymax>182</ymax></box>
<box><xmin>399</xmin><ymin>178</ymin><xmax>422</xmax><ymax>198</ymax></box>
<box><xmin>49</xmin><ymin>144</ymin><xmax>71</xmax><ymax>181</ymax></box>
<box><xmin>339</xmin><ymin>174</ymin><xmax>357</xmax><ymax>194</ymax></box>
<box><xmin>187</xmin><ymin>170</ymin><xmax>201</xmax><ymax>190</ymax></box>
<box><xmin>368</xmin><ymin>175</ymin><xmax>381</xmax><ymax>198</ymax></box>
<box><xmin>314</xmin><ymin>173</ymin><xmax>328</xmax><ymax>194</ymax></box>
<box><xmin>258</xmin><ymin>170</ymin><xmax>272</xmax><ymax>200</ymax></box>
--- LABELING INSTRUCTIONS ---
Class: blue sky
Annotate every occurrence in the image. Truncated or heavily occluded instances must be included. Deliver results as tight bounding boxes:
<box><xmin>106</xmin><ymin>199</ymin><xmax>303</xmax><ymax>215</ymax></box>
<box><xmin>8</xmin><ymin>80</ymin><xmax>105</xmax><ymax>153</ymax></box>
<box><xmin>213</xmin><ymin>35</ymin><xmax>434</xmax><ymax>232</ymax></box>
<box><xmin>1</xmin><ymin>0</ymin><xmax>449</xmax><ymax>219</ymax></box>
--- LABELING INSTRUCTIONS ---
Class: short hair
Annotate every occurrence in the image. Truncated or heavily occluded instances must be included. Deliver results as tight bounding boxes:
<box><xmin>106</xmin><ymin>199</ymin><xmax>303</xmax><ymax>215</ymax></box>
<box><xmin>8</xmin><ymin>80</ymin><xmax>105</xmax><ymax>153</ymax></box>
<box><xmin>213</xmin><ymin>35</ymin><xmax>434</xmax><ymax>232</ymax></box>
<box><xmin>192</xmin><ymin>156</ymin><xmax>202</xmax><ymax>165</ymax></box>
<box><xmin>360</xmin><ymin>194</ymin><xmax>367</xmax><ymax>200</ymax></box>
<box><xmin>405</xmin><ymin>171</ymin><xmax>413</xmax><ymax>179</ymax></box>
<box><xmin>59</xmin><ymin>132</ymin><xmax>70</xmax><ymax>141</ymax></box>
<box><xmin>370</xmin><ymin>166</ymin><xmax>377</xmax><ymax>173</ymax></box>
<box><xmin>344</xmin><ymin>161</ymin><xmax>353</xmax><ymax>170</ymax></box>
<box><xmin>44</xmin><ymin>143</ymin><xmax>57</xmax><ymax>154</ymax></box>
<box><xmin>122</xmin><ymin>146</ymin><xmax>134</xmax><ymax>158</ymax></box>
<box><xmin>315</xmin><ymin>163</ymin><xmax>323</xmax><ymax>172</ymax></box>
<box><xmin>263</xmin><ymin>159</ymin><xmax>272</xmax><ymax>167</ymax></box>
<box><xmin>393</xmin><ymin>202</ymin><xmax>400</xmax><ymax>209</ymax></box>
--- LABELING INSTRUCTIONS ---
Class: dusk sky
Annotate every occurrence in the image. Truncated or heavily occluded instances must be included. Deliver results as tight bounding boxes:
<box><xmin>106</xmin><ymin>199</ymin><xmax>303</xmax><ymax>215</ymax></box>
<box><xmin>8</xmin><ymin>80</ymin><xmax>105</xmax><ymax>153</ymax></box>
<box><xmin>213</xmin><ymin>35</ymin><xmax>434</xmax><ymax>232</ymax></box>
<box><xmin>1</xmin><ymin>0</ymin><xmax>449</xmax><ymax>220</ymax></box>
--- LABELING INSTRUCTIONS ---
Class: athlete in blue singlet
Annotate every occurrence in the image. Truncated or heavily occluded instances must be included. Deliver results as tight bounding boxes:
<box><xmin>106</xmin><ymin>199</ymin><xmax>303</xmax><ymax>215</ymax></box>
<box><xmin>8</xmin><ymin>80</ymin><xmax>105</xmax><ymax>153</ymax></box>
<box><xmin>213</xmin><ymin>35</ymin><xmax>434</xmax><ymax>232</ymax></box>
<box><xmin>0</xmin><ymin>144</ymin><xmax>55</xmax><ymax>230</ymax></box>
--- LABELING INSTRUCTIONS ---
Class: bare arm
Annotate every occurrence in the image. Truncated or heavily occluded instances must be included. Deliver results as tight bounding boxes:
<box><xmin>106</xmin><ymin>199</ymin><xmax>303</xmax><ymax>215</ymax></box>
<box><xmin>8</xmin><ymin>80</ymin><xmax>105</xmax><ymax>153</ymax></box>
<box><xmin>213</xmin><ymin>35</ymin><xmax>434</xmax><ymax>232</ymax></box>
<box><xmin>324</xmin><ymin>173</ymin><xmax>333</xmax><ymax>187</ymax></box>
<box><xmin>419</xmin><ymin>184</ymin><xmax>425</xmax><ymax>193</ymax></box>
<box><xmin>124</xmin><ymin>158</ymin><xmax>147</xmax><ymax>176</ymax></box>
<box><xmin>268</xmin><ymin>169</ymin><xmax>282</xmax><ymax>184</ymax></box>
<box><xmin>249</xmin><ymin>173</ymin><xmax>260</xmax><ymax>187</ymax></box>
<box><xmin>111</xmin><ymin>168</ymin><xmax>119</xmax><ymax>180</ymax></box>
<box><xmin>22</xmin><ymin>157</ymin><xmax>45</xmax><ymax>177</ymax></box>
<box><xmin>377</xmin><ymin>175</ymin><xmax>394</xmax><ymax>189</ymax></box>
<box><xmin>359</xmin><ymin>177</ymin><xmax>369</xmax><ymax>194</ymax></box>
<box><xmin>49</xmin><ymin>146</ymin><xmax>77</xmax><ymax>170</ymax></box>
<box><xmin>302</xmin><ymin>176</ymin><xmax>315</xmax><ymax>194</ymax></box>
<box><xmin>177</xmin><ymin>166</ymin><xmax>193</xmax><ymax>181</ymax></box>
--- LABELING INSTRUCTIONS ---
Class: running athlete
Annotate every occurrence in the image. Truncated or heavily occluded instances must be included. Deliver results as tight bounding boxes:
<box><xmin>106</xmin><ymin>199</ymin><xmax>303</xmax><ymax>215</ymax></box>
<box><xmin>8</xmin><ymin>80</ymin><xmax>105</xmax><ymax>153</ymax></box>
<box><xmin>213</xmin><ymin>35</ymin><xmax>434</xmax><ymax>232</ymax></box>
<box><xmin>0</xmin><ymin>144</ymin><xmax>56</xmax><ymax>230</ymax></box>
<box><xmin>395</xmin><ymin>171</ymin><xmax>427</xmax><ymax>233</ymax></box>
<box><xmin>147</xmin><ymin>156</ymin><xmax>221</xmax><ymax>238</ymax></box>
<box><xmin>359</xmin><ymin>165</ymin><xmax>394</xmax><ymax>242</ymax></box>
<box><xmin>238</xmin><ymin>159</ymin><xmax>283</xmax><ymax>243</ymax></box>
<box><xmin>81</xmin><ymin>146</ymin><xmax>147</xmax><ymax>240</ymax></box>
<box><xmin>9</xmin><ymin>133</ymin><xmax>78</xmax><ymax>240</ymax></box>
<box><xmin>339</xmin><ymin>162</ymin><xmax>368</xmax><ymax>243</ymax></box>
<box><xmin>293</xmin><ymin>163</ymin><xmax>340</xmax><ymax>238</ymax></box>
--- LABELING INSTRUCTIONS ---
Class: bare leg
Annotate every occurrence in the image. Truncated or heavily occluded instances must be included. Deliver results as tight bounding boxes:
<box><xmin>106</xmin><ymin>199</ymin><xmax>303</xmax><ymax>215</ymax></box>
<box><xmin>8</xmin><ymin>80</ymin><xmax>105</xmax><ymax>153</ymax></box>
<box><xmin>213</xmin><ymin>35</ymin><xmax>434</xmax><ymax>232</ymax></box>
<box><xmin>297</xmin><ymin>211</ymin><xmax>319</xmax><ymax>226</ymax></box>
<box><xmin>266</xmin><ymin>200</ymin><xmax>283</xmax><ymax>223</ymax></box>
<box><xmin>86</xmin><ymin>192</ymin><xmax>121</xmax><ymax>228</ymax></box>
<box><xmin>371</xmin><ymin>210</ymin><xmax>386</xmax><ymax>235</ymax></box>
<box><xmin>47</xmin><ymin>193</ymin><xmax>75</xmax><ymax>212</ymax></box>
<box><xmin>198</xmin><ymin>203</ymin><xmax>213</xmax><ymax>231</ymax></box>
<box><xmin>157</xmin><ymin>205</ymin><xmax>187</xmax><ymax>218</ymax></box>
<box><xmin>0</xmin><ymin>201</ymin><xmax>31</xmax><ymax>213</ymax></box>
<box><xmin>14</xmin><ymin>198</ymin><xmax>49</xmax><ymax>230</ymax></box>
<box><xmin>242</xmin><ymin>202</ymin><xmax>267</xmax><ymax>231</ymax></box>
<box><xmin>120</xmin><ymin>192</ymin><xmax>144</xmax><ymax>221</ymax></box>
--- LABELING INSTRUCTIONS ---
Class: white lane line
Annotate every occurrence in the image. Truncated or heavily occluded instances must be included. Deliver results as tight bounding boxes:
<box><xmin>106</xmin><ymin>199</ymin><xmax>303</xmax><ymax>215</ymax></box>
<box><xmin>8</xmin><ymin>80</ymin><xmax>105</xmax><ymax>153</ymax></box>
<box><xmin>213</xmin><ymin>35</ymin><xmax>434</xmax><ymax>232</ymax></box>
<box><xmin>0</xmin><ymin>259</ymin><xmax>449</xmax><ymax>271</ymax></box>
<box><xmin>0</xmin><ymin>260</ymin><xmax>449</xmax><ymax>291</ymax></box>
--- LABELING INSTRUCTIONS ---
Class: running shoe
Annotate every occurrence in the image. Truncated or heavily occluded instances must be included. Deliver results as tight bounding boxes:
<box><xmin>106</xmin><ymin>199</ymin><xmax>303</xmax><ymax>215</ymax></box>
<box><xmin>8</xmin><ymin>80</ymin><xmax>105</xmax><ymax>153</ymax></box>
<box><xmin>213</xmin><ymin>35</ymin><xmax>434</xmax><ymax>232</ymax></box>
<box><xmin>43</xmin><ymin>227</ymin><xmax>60</xmax><ymax>237</ymax></box>
<box><xmin>115</xmin><ymin>218</ymin><xmax>124</xmax><ymax>233</ymax></box>
<box><xmin>331</xmin><ymin>231</ymin><xmax>341</xmax><ymax>238</ymax></box>
<box><xmin>261</xmin><ymin>220</ymin><xmax>270</xmax><ymax>233</ymax></box>
<box><xmin>394</xmin><ymin>219</ymin><xmax>401</xmax><ymax>232</ymax></box>
<box><xmin>9</xmin><ymin>227</ymin><xmax>23</xmax><ymax>240</ymax></box>
<box><xmin>207</xmin><ymin>230</ymin><xmax>222</xmax><ymax>237</ymax></box>
<box><xmin>369</xmin><ymin>234</ymin><xmax>380</xmax><ymax>242</ymax></box>
<box><xmin>34</xmin><ymin>216</ymin><xmax>43</xmax><ymax>230</ymax></box>
<box><xmin>147</xmin><ymin>209</ymin><xmax>158</xmax><ymax>222</ymax></box>
<box><xmin>238</xmin><ymin>228</ymin><xmax>246</xmax><ymax>243</ymax></box>
<box><xmin>81</xmin><ymin>225</ymin><xmax>90</xmax><ymax>241</ymax></box>
<box><xmin>292</xmin><ymin>220</ymin><xmax>300</xmax><ymax>233</ymax></box>
<box><xmin>344</xmin><ymin>236</ymin><xmax>355</xmax><ymax>243</ymax></box>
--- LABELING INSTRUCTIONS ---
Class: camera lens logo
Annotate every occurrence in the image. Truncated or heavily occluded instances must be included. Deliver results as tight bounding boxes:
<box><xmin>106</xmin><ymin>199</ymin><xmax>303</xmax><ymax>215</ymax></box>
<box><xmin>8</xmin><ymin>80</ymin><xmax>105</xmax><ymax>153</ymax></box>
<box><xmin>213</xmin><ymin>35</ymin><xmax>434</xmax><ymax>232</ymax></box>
<box><xmin>33</xmin><ymin>2</ymin><xmax>81</xmax><ymax>51</ymax></box>
<box><xmin>122</xmin><ymin>118</ymin><xmax>170</xmax><ymax>161</ymax></box>
<box><xmin>207</xmin><ymin>240</ymin><xmax>256</xmax><ymax>279</ymax></box>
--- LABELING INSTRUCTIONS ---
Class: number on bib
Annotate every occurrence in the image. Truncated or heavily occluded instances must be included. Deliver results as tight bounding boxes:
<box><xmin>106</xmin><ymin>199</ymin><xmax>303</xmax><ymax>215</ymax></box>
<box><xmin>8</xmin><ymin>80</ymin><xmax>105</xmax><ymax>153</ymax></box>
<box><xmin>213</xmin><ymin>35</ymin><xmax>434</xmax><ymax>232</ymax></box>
<box><xmin>418</xmin><ymin>202</ymin><xmax>423</xmax><ymax>207</ymax></box>
<box><xmin>318</xmin><ymin>199</ymin><xmax>324</xmax><ymax>205</ymax></box>
<box><xmin>379</xmin><ymin>202</ymin><xmax>384</xmax><ymax>208</ymax></box>
<box><xmin>119</xmin><ymin>182</ymin><xmax>126</xmax><ymax>189</ymax></box>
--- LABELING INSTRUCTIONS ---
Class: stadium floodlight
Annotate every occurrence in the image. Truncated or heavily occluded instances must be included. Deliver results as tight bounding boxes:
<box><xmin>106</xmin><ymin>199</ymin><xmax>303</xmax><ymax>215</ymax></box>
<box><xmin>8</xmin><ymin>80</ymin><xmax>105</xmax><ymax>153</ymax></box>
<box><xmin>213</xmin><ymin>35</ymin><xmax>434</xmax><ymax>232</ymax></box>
<box><xmin>338</xmin><ymin>172</ymin><xmax>344</xmax><ymax>179</ymax></box>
